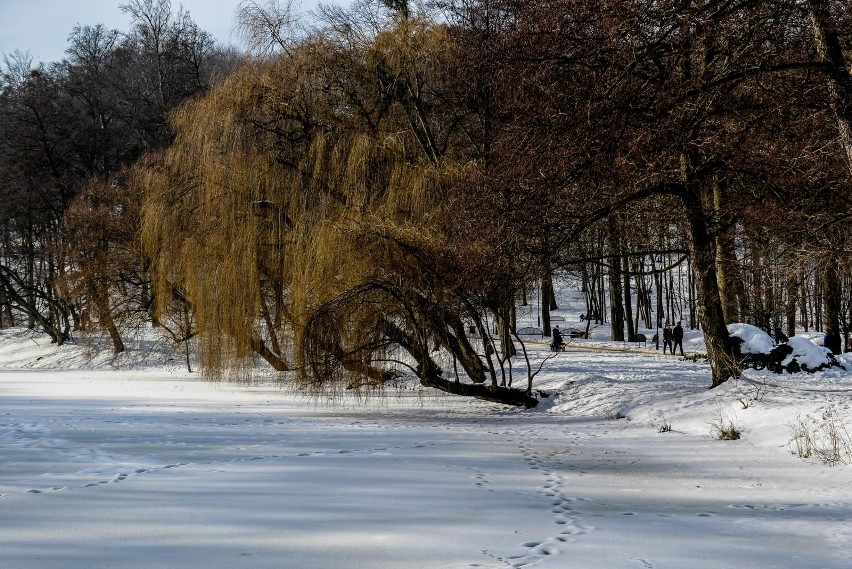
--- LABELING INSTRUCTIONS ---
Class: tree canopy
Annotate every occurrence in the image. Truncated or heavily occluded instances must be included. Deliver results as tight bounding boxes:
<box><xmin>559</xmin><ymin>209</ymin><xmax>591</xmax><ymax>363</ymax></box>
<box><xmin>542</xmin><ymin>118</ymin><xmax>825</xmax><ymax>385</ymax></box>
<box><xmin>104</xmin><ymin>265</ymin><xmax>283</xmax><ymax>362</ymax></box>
<box><xmin>1</xmin><ymin>0</ymin><xmax>851</xmax><ymax>405</ymax></box>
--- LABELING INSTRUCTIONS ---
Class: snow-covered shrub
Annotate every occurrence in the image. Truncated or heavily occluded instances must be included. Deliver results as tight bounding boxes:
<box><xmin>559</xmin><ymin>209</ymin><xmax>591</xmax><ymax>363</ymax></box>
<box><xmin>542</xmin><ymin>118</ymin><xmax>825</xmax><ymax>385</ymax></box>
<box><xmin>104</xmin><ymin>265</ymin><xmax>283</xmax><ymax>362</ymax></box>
<box><xmin>727</xmin><ymin>323</ymin><xmax>845</xmax><ymax>374</ymax></box>
<box><xmin>728</xmin><ymin>323</ymin><xmax>775</xmax><ymax>354</ymax></box>
<box><xmin>780</xmin><ymin>337</ymin><xmax>842</xmax><ymax>373</ymax></box>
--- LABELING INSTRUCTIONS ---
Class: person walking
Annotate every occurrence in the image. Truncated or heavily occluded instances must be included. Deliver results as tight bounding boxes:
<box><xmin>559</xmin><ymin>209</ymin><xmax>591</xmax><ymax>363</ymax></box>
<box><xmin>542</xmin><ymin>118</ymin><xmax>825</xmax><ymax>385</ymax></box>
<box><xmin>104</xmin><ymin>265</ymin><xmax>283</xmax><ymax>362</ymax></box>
<box><xmin>551</xmin><ymin>326</ymin><xmax>564</xmax><ymax>352</ymax></box>
<box><xmin>673</xmin><ymin>321</ymin><xmax>685</xmax><ymax>356</ymax></box>
<box><xmin>662</xmin><ymin>322</ymin><xmax>673</xmax><ymax>355</ymax></box>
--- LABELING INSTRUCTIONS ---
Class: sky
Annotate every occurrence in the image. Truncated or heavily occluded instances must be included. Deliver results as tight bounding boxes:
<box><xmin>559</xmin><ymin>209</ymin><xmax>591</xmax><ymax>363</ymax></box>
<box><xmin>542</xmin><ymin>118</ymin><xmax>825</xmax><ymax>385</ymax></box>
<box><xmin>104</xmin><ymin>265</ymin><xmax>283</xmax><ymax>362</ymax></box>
<box><xmin>0</xmin><ymin>0</ymin><xmax>346</xmax><ymax>66</ymax></box>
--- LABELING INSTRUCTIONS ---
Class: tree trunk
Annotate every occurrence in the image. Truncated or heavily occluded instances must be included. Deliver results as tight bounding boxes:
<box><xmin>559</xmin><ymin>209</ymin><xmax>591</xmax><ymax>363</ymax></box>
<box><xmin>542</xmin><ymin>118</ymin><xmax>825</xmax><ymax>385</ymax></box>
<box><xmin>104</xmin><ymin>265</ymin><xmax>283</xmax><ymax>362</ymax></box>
<box><xmin>0</xmin><ymin>286</ymin><xmax>13</xmax><ymax>328</ymax></box>
<box><xmin>582</xmin><ymin>264</ymin><xmax>592</xmax><ymax>321</ymax></box>
<box><xmin>540</xmin><ymin>277</ymin><xmax>552</xmax><ymax>337</ymax></box>
<box><xmin>786</xmin><ymin>272</ymin><xmax>798</xmax><ymax>338</ymax></box>
<box><xmin>419</xmin><ymin>375</ymin><xmax>539</xmax><ymax>407</ymax></box>
<box><xmin>821</xmin><ymin>260</ymin><xmax>842</xmax><ymax>337</ymax></box>
<box><xmin>543</xmin><ymin>270</ymin><xmax>558</xmax><ymax>310</ymax></box>
<box><xmin>251</xmin><ymin>335</ymin><xmax>288</xmax><ymax>371</ymax></box>
<box><xmin>688</xmin><ymin>262</ymin><xmax>698</xmax><ymax>330</ymax></box>
<box><xmin>497</xmin><ymin>303</ymin><xmax>517</xmax><ymax>361</ymax></box>
<box><xmin>713</xmin><ymin>176</ymin><xmax>744</xmax><ymax>323</ymax></box>
<box><xmin>653</xmin><ymin>256</ymin><xmax>663</xmax><ymax>348</ymax></box>
<box><xmin>26</xmin><ymin>221</ymin><xmax>35</xmax><ymax>330</ymax></box>
<box><xmin>623</xmin><ymin>254</ymin><xmax>635</xmax><ymax>342</ymax></box>
<box><xmin>597</xmin><ymin>262</ymin><xmax>607</xmax><ymax>323</ymax></box>
<box><xmin>664</xmin><ymin>270</ymin><xmax>675</xmax><ymax>322</ymax></box>
<box><xmin>259</xmin><ymin>293</ymin><xmax>282</xmax><ymax>356</ymax></box>
<box><xmin>607</xmin><ymin>217</ymin><xmax>624</xmax><ymax>341</ymax></box>
<box><xmin>0</xmin><ymin>266</ymin><xmax>66</xmax><ymax>345</ymax></box>
<box><xmin>714</xmin><ymin>231</ymin><xmax>739</xmax><ymax>323</ymax></box>
<box><xmin>807</xmin><ymin>0</ymin><xmax>852</xmax><ymax>172</ymax></box>
<box><xmin>815</xmin><ymin>276</ymin><xmax>824</xmax><ymax>331</ymax></box>
<box><xmin>91</xmin><ymin>280</ymin><xmax>125</xmax><ymax>354</ymax></box>
<box><xmin>442</xmin><ymin>309</ymin><xmax>489</xmax><ymax>384</ymax></box>
<box><xmin>800</xmin><ymin>268</ymin><xmax>810</xmax><ymax>331</ymax></box>
<box><xmin>679</xmin><ymin>156</ymin><xmax>738</xmax><ymax>387</ymax></box>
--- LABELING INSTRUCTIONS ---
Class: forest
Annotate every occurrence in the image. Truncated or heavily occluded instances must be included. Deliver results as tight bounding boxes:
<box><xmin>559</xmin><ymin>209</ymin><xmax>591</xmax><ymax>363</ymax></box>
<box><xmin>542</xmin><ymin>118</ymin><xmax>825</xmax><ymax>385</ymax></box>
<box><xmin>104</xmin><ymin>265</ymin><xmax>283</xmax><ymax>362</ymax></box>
<box><xmin>1</xmin><ymin>0</ymin><xmax>851</xmax><ymax>406</ymax></box>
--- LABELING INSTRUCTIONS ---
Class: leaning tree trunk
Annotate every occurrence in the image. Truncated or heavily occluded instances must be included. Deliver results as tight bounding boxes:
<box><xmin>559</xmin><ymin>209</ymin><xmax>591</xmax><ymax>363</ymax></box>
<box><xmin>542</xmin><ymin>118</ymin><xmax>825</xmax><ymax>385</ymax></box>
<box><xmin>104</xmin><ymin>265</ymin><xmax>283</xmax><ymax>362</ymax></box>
<box><xmin>251</xmin><ymin>335</ymin><xmax>289</xmax><ymax>371</ymax></box>
<box><xmin>90</xmin><ymin>280</ymin><xmax>125</xmax><ymax>354</ymax></box>
<box><xmin>379</xmin><ymin>314</ymin><xmax>535</xmax><ymax>407</ymax></box>
<box><xmin>496</xmin><ymin>303</ymin><xmax>517</xmax><ymax>363</ymax></box>
<box><xmin>680</xmin><ymin>162</ymin><xmax>739</xmax><ymax>387</ymax></box>
<box><xmin>419</xmin><ymin>375</ymin><xmax>539</xmax><ymax>407</ymax></box>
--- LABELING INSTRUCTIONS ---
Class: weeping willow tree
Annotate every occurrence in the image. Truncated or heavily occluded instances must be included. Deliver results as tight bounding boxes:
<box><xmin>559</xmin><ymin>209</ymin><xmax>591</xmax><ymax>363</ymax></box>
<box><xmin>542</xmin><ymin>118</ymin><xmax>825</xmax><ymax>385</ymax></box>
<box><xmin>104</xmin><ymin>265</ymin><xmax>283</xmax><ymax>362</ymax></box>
<box><xmin>137</xmin><ymin>17</ymin><xmax>539</xmax><ymax>406</ymax></box>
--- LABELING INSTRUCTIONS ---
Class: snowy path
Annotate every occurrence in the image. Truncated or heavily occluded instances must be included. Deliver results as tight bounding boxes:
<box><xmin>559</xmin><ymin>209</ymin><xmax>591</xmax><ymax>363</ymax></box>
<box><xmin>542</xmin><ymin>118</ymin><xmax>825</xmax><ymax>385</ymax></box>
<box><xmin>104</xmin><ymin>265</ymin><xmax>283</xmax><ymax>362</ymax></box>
<box><xmin>2</xmin><ymin>354</ymin><xmax>852</xmax><ymax>568</ymax></box>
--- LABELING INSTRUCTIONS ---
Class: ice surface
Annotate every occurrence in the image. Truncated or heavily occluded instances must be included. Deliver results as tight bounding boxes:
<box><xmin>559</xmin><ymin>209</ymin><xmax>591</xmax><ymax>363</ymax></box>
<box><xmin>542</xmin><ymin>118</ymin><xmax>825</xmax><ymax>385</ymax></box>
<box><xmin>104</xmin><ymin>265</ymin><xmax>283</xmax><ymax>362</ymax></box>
<box><xmin>2</xmin><ymin>324</ymin><xmax>852</xmax><ymax>568</ymax></box>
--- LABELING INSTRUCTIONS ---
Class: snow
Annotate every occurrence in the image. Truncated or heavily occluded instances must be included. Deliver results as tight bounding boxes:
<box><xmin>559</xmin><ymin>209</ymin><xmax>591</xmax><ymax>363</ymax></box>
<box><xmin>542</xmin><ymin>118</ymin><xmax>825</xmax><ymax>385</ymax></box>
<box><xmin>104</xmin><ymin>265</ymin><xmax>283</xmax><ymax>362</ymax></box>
<box><xmin>783</xmin><ymin>336</ymin><xmax>836</xmax><ymax>370</ymax></box>
<box><xmin>727</xmin><ymin>323</ymin><xmax>776</xmax><ymax>354</ymax></box>
<box><xmin>2</xmin><ymin>326</ymin><xmax>852</xmax><ymax>569</ymax></box>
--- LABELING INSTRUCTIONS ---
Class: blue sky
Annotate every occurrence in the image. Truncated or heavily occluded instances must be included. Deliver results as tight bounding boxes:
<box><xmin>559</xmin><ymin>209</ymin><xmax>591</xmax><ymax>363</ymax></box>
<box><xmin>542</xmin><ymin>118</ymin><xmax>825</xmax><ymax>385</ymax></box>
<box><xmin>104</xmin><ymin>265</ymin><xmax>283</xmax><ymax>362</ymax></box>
<box><xmin>0</xmin><ymin>0</ymin><xmax>346</xmax><ymax>65</ymax></box>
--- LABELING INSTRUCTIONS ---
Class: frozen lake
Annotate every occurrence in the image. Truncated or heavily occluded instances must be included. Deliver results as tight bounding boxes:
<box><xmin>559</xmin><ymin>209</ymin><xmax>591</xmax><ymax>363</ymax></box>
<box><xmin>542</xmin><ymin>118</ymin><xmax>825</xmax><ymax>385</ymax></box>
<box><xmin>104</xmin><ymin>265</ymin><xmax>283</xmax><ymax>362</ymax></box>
<box><xmin>3</xmin><ymin>357</ymin><xmax>852</xmax><ymax>568</ymax></box>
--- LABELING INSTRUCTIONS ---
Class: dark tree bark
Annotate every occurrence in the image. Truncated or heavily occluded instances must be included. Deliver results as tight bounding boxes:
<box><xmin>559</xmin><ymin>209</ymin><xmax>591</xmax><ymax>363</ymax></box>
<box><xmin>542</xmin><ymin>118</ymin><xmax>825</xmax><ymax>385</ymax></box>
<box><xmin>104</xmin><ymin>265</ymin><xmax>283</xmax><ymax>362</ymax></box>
<box><xmin>544</xmin><ymin>270</ymin><xmax>558</xmax><ymax>310</ymax></box>
<box><xmin>251</xmin><ymin>335</ymin><xmax>289</xmax><ymax>372</ymax></box>
<box><xmin>607</xmin><ymin>218</ymin><xmax>624</xmax><ymax>341</ymax></box>
<box><xmin>821</xmin><ymin>261</ymin><xmax>842</xmax><ymax>337</ymax></box>
<box><xmin>786</xmin><ymin>271</ymin><xmax>798</xmax><ymax>338</ymax></box>
<box><xmin>0</xmin><ymin>266</ymin><xmax>68</xmax><ymax>344</ymax></box>
<box><xmin>540</xmin><ymin>269</ymin><xmax>558</xmax><ymax>336</ymax></box>
<box><xmin>713</xmin><ymin>177</ymin><xmax>743</xmax><ymax>323</ymax></box>
<box><xmin>420</xmin><ymin>374</ymin><xmax>539</xmax><ymax>407</ymax></box>
<box><xmin>679</xmin><ymin>177</ymin><xmax>738</xmax><ymax>387</ymax></box>
<box><xmin>90</xmin><ymin>280</ymin><xmax>124</xmax><ymax>354</ymax></box>
<box><xmin>806</xmin><ymin>0</ymin><xmax>852</xmax><ymax>171</ymax></box>
<box><xmin>623</xmin><ymin>253</ymin><xmax>635</xmax><ymax>342</ymax></box>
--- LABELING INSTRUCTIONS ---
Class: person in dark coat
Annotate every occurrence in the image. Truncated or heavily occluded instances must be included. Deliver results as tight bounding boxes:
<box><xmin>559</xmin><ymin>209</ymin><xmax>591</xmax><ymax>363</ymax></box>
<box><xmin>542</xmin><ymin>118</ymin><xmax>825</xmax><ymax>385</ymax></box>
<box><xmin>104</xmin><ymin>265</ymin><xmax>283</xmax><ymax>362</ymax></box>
<box><xmin>824</xmin><ymin>328</ymin><xmax>842</xmax><ymax>355</ymax></box>
<box><xmin>673</xmin><ymin>322</ymin><xmax>685</xmax><ymax>356</ymax></box>
<box><xmin>551</xmin><ymin>326</ymin><xmax>564</xmax><ymax>352</ymax></box>
<box><xmin>662</xmin><ymin>323</ymin><xmax>673</xmax><ymax>354</ymax></box>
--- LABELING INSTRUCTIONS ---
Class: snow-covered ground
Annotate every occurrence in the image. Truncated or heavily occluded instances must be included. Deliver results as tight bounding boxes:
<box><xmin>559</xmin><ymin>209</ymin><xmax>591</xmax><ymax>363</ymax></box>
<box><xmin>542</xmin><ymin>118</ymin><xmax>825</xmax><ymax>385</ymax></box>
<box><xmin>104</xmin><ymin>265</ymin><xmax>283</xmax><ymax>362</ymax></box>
<box><xmin>2</xmin><ymin>324</ymin><xmax>852</xmax><ymax>569</ymax></box>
